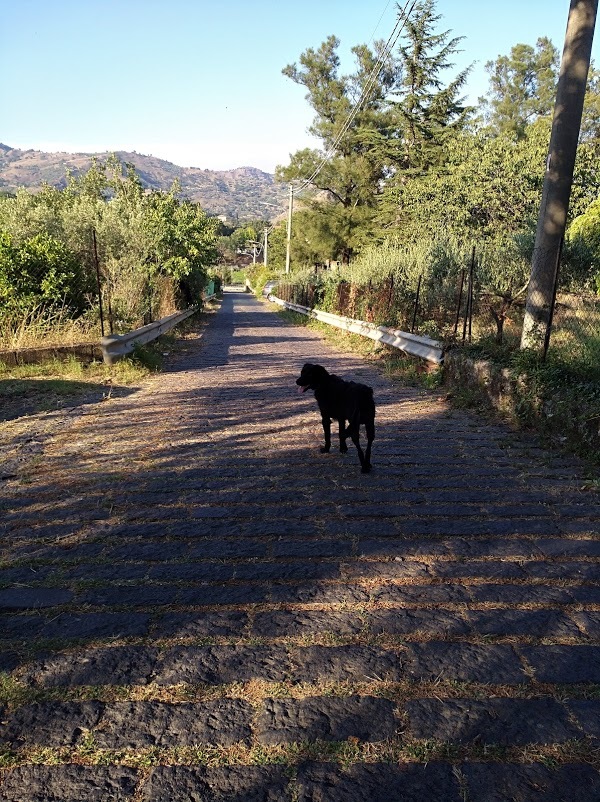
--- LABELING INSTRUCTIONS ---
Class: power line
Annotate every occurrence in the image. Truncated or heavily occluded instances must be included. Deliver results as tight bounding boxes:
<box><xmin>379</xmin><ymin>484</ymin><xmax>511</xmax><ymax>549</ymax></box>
<box><xmin>367</xmin><ymin>0</ymin><xmax>394</xmax><ymax>47</ymax></box>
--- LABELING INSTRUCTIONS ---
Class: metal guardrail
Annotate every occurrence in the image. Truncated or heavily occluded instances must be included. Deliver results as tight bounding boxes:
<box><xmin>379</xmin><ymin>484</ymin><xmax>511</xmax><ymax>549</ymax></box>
<box><xmin>269</xmin><ymin>295</ymin><xmax>445</xmax><ymax>364</ymax></box>
<box><xmin>100</xmin><ymin>307</ymin><xmax>199</xmax><ymax>365</ymax></box>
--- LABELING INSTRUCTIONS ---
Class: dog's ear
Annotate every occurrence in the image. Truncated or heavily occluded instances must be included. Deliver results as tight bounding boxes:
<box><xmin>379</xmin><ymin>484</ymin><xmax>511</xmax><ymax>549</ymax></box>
<box><xmin>297</xmin><ymin>363</ymin><xmax>329</xmax><ymax>388</ymax></box>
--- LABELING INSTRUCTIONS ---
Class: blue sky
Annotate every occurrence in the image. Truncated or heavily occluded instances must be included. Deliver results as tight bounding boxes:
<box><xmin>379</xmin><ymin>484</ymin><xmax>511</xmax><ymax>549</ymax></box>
<box><xmin>2</xmin><ymin>0</ymin><xmax>597</xmax><ymax>172</ymax></box>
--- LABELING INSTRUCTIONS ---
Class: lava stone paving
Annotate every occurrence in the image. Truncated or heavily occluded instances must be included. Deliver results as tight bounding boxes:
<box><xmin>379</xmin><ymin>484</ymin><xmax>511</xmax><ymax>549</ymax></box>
<box><xmin>1</xmin><ymin>291</ymin><xmax>600</xmax><ymax>801</ymax></box>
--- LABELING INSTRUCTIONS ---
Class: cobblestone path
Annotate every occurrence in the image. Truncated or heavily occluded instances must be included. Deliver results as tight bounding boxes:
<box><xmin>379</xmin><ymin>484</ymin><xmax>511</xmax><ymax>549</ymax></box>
<box><xmin>1</xmin><ymin>291</ymin><xmax>600</xmax><ymax>801</ymax></box>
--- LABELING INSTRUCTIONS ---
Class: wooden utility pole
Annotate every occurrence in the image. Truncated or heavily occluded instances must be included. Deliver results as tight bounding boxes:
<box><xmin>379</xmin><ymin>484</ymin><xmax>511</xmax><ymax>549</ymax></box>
<box><xmin>285</xmin><ymin>183</ymin><xmax>294</xmax><ymax>274</ymax></box>
<box><xmin>521</xmin><ymin>0</ymin><xmax>598</xmax><ymax>351</ymax></box>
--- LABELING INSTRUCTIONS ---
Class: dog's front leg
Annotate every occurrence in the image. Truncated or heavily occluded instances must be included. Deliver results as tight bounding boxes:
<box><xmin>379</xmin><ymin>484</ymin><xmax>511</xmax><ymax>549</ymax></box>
<box><xmin>320</xmin><ymin>416</ymin><xmax>332</xmax><ymax>453</ymax></box>
<box><xmin>363</xmin><ymin>420</ymin><xmax>374</xmax><ymax>473</ymax></box>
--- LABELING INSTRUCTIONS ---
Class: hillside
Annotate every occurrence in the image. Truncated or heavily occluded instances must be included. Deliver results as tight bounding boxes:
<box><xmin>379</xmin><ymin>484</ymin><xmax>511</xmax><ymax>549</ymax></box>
<box><xmin>0</xmin><ymin>144</ymin><xmax>288</xmax><ymax>221</ymax></box>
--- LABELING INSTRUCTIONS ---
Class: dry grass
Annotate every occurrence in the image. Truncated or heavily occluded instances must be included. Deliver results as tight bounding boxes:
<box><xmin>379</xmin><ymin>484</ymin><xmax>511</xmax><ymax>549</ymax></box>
<box><xmin>3</xmin><ymin>671</ymin><xmax>600</xmax><ymax>711</ymax></box>
<box><xmin>0</xmin><ymin>304</ymin><xmax>220</xmax><ymax>421</ymax></box>
<box><xmin>2</xmin><ymin>736</ymin><xmax>600</xmax><ymax>773</ymax></box>
<box><xmin>0</xmin><ymin>305</ymin><xmax>100</xmax><ymax>351</ymax></box>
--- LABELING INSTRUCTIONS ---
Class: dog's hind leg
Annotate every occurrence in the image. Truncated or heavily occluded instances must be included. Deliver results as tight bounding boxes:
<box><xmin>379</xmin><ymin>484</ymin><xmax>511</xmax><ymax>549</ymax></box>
<box><xmin>346</xmin><ymin>412</ymin><xmax>368</xmax><ymax>472</ymax></box>
<box><xmin>349</xmin><ymin>429</ymin><xmax>368</xmax><ymax>472</ymax></box>
<box><xmin>338</xmin><ymin>419</ymin><xmax>348</xmax><ymax>453</ymax></box>
<box><xmin>320</xmin><ymin>416</ymin><xmax>332</xmax><ymax>453</ymax></box>
<box><xmin>362</xmin><ymin>420</ymin><xmax>375</xmax><ymax>473</ymax></box>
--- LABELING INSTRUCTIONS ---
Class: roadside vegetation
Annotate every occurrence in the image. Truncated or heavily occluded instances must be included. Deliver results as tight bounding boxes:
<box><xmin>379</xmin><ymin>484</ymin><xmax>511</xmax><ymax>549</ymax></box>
<box><xmin>0</xmin><ymin>157</ymin><xmax>219</xmax><ymax>350</ymax></box>
<box><xmin>0</xmin><ymin>308</ymin><xmax>215</xmax><ymax>423</ymax></box>
<box><xmin>454</xmin><ymin>340</ymin><xmax>600</xmax><ymax>469</ymax></box>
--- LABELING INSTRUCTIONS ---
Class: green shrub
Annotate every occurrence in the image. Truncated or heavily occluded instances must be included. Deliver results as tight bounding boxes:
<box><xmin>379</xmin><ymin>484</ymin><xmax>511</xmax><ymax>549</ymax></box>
<box><xmin>0</xmin><ymin>231</ymin><xmax>88</xmax><ymax>312</ymax></box>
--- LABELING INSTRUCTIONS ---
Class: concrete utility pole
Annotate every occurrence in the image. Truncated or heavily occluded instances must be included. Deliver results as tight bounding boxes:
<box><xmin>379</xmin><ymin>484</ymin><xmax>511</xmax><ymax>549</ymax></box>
<box><xmin>285</xmin><ymin>183</ymin><xmax>294</xmax><ymax>274</ymax></box>
<box><xmin>521</xmin><ymin>0</ymin><xmax>598</xmax><ymax>351</ymax></box>
<box><xmin>263</xmin><ymin>227</ymin><xmax>268</xmax><ymax>267</ymax></box>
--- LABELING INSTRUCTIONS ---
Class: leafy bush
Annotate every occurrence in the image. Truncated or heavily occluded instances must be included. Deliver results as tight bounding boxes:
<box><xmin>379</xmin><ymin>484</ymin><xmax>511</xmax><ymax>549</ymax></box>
<box><xmin>246</xmin><ymin>264</ymin><xmax>277</xmax><ymax>297</ymax></box>
<box><xmin>0</xmin><ymin>159</ymin><xmax>218</xmax><ymax>342</ymax></box>
<box><xmin>0</xmin><ymin>231</ymin><xmax>88</xmax><ymax>312</ymax></box>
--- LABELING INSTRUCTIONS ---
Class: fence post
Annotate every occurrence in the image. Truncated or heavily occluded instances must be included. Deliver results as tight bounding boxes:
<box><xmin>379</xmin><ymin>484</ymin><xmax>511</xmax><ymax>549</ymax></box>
<box><xmin>411</xmin><ymin>275</ymin><xmax>422</xmax><ymax>333</ymax></box>
<box><xmin>542</xmin><ymin>236</ymin><xmax>564</xmax><ymax>361</ymax></box>
<box><xmin>454</xmin><ymin>268</ymin><xmax>466</xmax><ymax>337</ymax></box>
<box><xmin>107</xmin><ymin>286</ymin><xmax>114</xmax><ymax>334</ymax></box>
<box><xmin>468</xmin><ymin>250</ymin><xmax>475</xmax><ymax>342</ymax></box>
<box><xmin>462</xmin><ymin>247</ymin><xmax>476</xmax><ymax>343</ymax></box>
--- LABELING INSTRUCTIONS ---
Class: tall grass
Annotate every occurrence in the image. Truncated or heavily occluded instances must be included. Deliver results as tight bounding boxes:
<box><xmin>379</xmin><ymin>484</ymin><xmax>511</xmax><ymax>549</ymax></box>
<box><xmin>342</xmin><ymin>240</ymin><xmax>440</xmax><ymax>287</ymax></box>
<box><xmin>0</xmin><ymin>304</ymin><xmax>100</xmax><ymax>351</ymax></box>
<box><xmin>549</xmin><ymin>293</ymin><xmax>600</xmax><ymax>380</ymax></box>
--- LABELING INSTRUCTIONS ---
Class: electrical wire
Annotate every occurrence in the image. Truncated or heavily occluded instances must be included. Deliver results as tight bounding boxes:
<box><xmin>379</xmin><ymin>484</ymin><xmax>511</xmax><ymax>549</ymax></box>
<box><xmin>368</xmin><ymin>0</ymin><xmax>394</xmax><ymax>47</ymax></box>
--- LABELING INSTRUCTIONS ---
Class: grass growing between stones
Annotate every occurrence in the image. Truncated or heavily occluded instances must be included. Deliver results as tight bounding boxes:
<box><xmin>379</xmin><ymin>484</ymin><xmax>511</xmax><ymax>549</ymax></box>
<box><xmin>3</xmin><ymin>674</ymin><xmax>600</xmax><ymax>710</ymax></box>
<box><xmin>2</xmin><ymin>738</ymin><xmax>600</xmax><ymax>772</ymax></box>
<box><xmin>0</xmin><ymin>674</ymin><xmax>31</xmax><ymax>707</ymax></box>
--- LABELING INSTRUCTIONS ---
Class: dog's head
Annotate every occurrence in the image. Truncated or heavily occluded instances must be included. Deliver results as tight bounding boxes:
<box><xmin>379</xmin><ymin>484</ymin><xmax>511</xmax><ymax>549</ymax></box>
<box><xmin>295</xmin><ymin>363</ymin><xmax>329</xmax><ymax>392</ymax></box>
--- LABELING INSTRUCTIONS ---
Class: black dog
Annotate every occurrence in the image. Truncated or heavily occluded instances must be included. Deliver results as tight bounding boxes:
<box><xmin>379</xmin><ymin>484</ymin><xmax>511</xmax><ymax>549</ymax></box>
<box><xmin>296</xmin><ymin>363</ymin><xmax>375</xmax><ymax>473</ymax></box>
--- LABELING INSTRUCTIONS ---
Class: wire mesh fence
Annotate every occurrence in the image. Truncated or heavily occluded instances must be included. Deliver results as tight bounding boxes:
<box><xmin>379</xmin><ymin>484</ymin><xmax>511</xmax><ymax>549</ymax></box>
<box><xmin>277</xmin><ymin>273</ymin><xmax>497</xmax><ymax>343</ymax></box>
<box><xmin>548</xmin><ymin>288</ymin><xmax>600</xmax><ymax>371</ymax></box>
<box><xmin>275</xmin><ymin>266</ymin><xmax>600</xmax><ymax>378</ymax></box>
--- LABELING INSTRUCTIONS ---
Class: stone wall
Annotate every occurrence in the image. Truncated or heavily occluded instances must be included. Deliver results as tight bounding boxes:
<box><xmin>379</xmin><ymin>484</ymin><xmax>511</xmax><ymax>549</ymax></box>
<box><xmin>0</xmin><ymin>343</ymin><xmax>103</xmax><ymax>367</ymax></box>
<box><xmin>444</xmin><ymin>350</ymin><xmax>600</xmax><ymax>463</ymax></box>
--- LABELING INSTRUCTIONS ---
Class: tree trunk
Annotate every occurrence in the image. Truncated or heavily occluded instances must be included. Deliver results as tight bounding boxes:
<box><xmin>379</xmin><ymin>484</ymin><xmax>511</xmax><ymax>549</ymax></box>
<box><xmin>521</xmin><ymin>0</ymin><xmax>598</xmax><ymax>351</ymax></box>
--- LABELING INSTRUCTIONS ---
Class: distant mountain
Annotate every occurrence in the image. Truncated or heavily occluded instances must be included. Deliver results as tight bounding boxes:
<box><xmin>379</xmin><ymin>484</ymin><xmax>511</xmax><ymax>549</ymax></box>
<box><xmin>0</xmin><ymin>144</ymin><xmax>288</xmax><ymax>222</ymax></box>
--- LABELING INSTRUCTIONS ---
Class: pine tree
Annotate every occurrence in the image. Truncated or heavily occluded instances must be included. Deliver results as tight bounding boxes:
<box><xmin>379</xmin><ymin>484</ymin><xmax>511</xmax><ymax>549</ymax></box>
<box><xmin>277</xmin><ymin>35</ymin><xmax>398</xmax><ymax>263</ymax></box>
<box><xmin>377</xmin><ymin>0</ymin><xmax>472</xmax><ymax>232</ymax></box>
<box><xmin>389</xmin><ymin>0</ymin><xmax>472</xmax><ymax>176</ymax></box>
<box><xmin>479</xmin><ymin>38</ymin><xmax>559</xmax><ymax>138</ymax></box>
